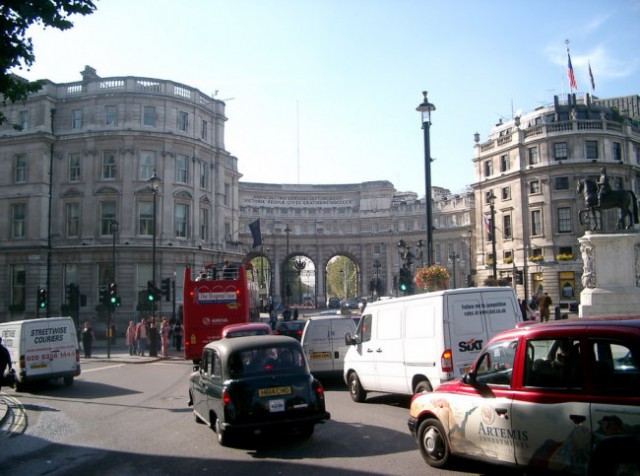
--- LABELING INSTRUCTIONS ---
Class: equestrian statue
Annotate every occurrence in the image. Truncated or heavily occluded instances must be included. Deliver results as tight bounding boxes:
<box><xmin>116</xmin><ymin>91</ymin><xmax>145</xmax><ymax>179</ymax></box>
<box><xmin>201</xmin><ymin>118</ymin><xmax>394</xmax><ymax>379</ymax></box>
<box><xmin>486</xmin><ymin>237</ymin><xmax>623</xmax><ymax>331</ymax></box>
<box><xmin>576</xmin><ymin>168</ymin><xmax>639</xmax><ymax>231</ymax></box>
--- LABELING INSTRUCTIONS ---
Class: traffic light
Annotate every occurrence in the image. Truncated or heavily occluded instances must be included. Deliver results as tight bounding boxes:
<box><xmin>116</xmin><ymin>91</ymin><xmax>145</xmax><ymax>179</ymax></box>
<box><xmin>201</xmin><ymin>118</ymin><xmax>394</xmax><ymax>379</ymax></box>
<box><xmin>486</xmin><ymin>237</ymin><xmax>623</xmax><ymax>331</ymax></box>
<box><xmin>37</xmin><ymin>287</ymin><xmax>47</xmax><ymax>308</ymax></box>
<box><xmin>161</xmin><ymin>278</ymin><xmax>171</xmax><ymax>302</ymax></box>
<box><xmin>515</xmin><ymin>270</ymin><xmax>524</xmax><ymax>285</ymax></box>
<box><xmin>147</xmin><ymin>281</ymin><xmax>161</xmax><ymax>302</ymax></box>
<box><xmin>109</xmin><ymin>282</ymin><xmax>118</xmax><ymax>305</ymax></box>
<box><xmin>100</xmin><ymin>288</ymin><xmax>110</xmax><ymax>306</ymax></box>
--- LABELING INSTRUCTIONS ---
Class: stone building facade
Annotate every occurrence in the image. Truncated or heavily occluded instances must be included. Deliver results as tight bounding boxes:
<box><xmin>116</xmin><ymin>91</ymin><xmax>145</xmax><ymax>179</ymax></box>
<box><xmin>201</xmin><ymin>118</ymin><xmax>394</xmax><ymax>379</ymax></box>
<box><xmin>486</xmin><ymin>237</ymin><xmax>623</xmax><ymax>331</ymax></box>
<box><xmin>472</xmin><ymin>93</ymin><xmax>640</xmax><ymax>315</ymax></box>
<box><xmin>0</xmin><ymin>67</ymin><xmax>243</xmax><ymax>326</ymax></box>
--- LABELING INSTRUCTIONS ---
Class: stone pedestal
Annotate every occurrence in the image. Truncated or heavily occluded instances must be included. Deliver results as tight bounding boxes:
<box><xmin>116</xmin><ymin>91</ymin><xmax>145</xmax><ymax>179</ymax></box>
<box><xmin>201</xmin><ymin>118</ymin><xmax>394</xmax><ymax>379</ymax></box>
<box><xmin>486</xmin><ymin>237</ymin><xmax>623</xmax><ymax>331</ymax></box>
<box><xmin>578</xmin><ymin>232</ymin><xmax>640</xmax><ymax>318</ymax></box>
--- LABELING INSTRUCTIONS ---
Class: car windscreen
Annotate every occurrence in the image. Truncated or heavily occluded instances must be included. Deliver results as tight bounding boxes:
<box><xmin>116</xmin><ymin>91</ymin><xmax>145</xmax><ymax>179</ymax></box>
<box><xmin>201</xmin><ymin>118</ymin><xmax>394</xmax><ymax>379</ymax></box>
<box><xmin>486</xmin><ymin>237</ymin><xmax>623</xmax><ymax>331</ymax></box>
<box><xmin>229</xmin><ymin>345</ymin><xmax>306</xmax><ymax>377</ymax></box>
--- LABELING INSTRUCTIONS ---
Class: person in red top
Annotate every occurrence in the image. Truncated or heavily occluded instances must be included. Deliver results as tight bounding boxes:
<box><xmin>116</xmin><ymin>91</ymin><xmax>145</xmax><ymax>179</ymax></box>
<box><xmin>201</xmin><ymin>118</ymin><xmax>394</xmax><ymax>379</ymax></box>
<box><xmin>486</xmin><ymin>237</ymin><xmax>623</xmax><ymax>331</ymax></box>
<box><xmin>135</xmin><ymin>318</ymin><xmax>149</xmax><ymax>356</ymax></box>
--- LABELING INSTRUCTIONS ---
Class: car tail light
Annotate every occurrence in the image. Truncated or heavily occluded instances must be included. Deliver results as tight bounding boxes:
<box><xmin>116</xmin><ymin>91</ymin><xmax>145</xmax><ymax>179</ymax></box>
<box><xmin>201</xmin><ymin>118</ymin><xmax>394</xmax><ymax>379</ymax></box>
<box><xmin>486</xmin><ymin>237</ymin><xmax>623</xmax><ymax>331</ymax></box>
<box><xmin>222</xmin><ymin>389</ymin><xmax>231</xmax><ymax>406</ymax></box>
<box><xmin>441</xmin><ymin>349</ymin><xmax>453</xmax><ymax>373</ymax></box>
<box><xmin>313</xmin><ymin>380</ymin><xmax>325</xmax><ymax>400</ymax></box>
<box><xmin>296</xmin><ymin>330</ymin><xmax>303</xmax><ymax>337</ymax></box>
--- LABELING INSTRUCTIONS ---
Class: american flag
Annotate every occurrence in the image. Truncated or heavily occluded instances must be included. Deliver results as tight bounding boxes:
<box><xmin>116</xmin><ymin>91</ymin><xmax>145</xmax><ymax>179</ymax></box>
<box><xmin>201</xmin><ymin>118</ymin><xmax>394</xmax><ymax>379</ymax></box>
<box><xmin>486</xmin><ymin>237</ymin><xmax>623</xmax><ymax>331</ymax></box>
<box><xmin>567</xmin><ymin>51</ymin><xmax>578</xmax><ymax>91</ymax></box>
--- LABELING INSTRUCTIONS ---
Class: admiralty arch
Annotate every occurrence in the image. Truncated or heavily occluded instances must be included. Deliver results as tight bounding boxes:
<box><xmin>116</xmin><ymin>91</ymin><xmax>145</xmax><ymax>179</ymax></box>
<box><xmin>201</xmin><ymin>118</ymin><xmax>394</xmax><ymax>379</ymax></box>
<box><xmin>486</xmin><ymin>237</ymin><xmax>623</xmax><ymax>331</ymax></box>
<box><xmin>238</xmin><ymin>181</ymin><xmax>475</xmax><ymax>308</ymax></box>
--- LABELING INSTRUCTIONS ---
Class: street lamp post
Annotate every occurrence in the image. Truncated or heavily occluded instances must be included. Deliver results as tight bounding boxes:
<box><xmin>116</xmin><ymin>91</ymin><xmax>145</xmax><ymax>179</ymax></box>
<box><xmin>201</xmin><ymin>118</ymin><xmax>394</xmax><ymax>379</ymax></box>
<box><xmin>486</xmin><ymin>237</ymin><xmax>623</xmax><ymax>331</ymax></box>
<box><xmin>284</xmin><ymin>225</ymin><xmax>291</xmax><ymax>306</ymax></box>
<box><xmin>487</xmin><ymin>192</ymin><xmax>498</xmax><ymax>281</ymax></box>
<box><xmin>417</xmin><ymin>91</ymin><xmax>436</xmax><ymax>267</ymax></box>
<box><xmin>148</xmin><ymin>171</ymin><xmax>161</xmax><ymax>314</ymax></box>
<box><xmin>448</xmin><ymin>251</ymin><xmax>459</xmax><ymax>289</ymax></box>
<box><xmin>108</xmin><ymin>219</ymin><xmax>118</xmax><ymax>359</ymax></box>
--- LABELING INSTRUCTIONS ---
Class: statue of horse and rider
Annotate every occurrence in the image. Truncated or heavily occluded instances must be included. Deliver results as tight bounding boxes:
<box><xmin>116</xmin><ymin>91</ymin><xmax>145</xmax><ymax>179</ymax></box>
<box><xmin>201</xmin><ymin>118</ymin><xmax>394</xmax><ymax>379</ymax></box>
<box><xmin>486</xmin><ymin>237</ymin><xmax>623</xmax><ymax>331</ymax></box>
<box><xmin>576</xmin><ymin>168</ymin><xmax>639</xmax><ymax>231</ymax></box>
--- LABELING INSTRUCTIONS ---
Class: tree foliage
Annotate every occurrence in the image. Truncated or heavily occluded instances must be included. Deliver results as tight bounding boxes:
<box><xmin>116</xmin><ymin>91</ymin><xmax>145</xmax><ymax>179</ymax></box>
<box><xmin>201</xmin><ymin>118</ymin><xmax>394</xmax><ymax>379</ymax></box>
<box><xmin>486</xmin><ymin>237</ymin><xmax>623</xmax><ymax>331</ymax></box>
<box><xmin>326</xmin><ymin>256</ymin><xmax>357</xmax><ymax>299</ymax></box>
<box><xmin>0</xmin><ymin>0</ymin><xmax>96</xmax><ymax>124</ymax></box>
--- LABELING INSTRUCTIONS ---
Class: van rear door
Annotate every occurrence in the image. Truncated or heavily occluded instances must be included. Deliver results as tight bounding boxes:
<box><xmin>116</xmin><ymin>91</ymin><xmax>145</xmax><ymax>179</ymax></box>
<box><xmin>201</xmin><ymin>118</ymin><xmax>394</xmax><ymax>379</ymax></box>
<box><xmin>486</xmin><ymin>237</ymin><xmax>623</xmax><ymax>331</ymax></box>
<box><xmin>302</xmin><ymin>319</ymin><xmax>333</xmax><ymax>373</ymax></box>
<box><xmin>329</xmin><ymin>318</ymin><xmax>356</xmax><ymax>372</ymax></box>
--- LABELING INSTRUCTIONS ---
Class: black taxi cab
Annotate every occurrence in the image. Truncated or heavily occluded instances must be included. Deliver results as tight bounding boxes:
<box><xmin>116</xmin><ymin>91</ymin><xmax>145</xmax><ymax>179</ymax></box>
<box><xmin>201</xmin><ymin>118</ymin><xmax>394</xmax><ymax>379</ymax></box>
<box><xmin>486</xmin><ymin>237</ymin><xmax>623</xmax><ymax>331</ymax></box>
<box><xmin>188</xmin><ymin>335</ymin><xmax>330</xmax><ymax>446</ymax></box>
<box><xmin>408</xmin><ymin>317</ymin><xmax>640</xmax><ymax>475</ymax></box>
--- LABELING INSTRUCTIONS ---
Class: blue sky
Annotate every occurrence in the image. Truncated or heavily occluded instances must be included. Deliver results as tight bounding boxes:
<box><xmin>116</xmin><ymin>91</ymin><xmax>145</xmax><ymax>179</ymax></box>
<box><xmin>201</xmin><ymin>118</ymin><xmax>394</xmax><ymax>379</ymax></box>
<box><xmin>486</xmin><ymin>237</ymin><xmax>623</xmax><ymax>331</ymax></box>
<box><xmin>18</xmin><ymin>0</ymin><xmax>640</xmax><ymax>195</ymax></box>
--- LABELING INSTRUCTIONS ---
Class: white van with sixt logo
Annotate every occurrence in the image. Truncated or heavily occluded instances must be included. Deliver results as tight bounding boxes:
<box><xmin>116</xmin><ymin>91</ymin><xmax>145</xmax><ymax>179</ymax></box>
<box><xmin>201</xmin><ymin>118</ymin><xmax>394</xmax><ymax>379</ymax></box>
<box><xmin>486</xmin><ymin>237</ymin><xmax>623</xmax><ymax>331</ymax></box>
<box><xmin>0</xmin><ymin>316</ymin><xmax>81</xmax><ymax>390</ymax></box>
<box><xmin>343</xmin><ymin>287</ymin><xmax>521</xmax><ymax>402</ymax></box>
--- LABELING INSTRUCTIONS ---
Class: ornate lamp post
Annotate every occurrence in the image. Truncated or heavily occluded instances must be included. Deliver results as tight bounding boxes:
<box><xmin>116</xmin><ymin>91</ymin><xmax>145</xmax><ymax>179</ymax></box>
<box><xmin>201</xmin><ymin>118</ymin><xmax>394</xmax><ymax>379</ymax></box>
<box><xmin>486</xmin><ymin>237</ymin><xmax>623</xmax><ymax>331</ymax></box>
<box><xmin>148</xmin><ymin>171</ymin><xmax>161</xmax><ymax>313</ymax></box>
<box><xmin>487</xmin><ymin>191</ymin><xmax>498</xmax><ymax>281</ymax></box>
<box><xmin>293</xmin><ymin>257</ymin><xmax>306</xmax><ymax>305</ymax></box>
<box><xmin>448</xmin><ymin>251</ymin><xmax>459</xmax><ymax>289</ymax></box>
<box><xmin>417</xmin><ymin>91</ymin><xmax>436</xmax><ymax>266</ymax></box>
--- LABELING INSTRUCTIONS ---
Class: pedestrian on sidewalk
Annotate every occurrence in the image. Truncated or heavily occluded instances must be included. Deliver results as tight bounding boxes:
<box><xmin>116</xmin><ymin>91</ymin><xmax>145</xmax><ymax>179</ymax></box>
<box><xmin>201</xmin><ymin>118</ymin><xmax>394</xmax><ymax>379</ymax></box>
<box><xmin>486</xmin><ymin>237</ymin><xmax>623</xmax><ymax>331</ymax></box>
<box><xmin>125</xmin><ymin>320</ymin><xmax>136</xmax><ymax>356</ymax></box>
<box><xmin>173</xmin><ymin>320</ymin><xmax>183</xmax><ymax>351</ymax></box>
<box><xmin>148</xmin><ymin>316</ymin><xmax>158</xmax><ymax>357</ymax></box>
<box><xmin>160</xmin><ymin>317</ymin><xmax>170</xmax><ymax>358</ymax></box>
<box><xmin>136</xmin><ymin>318</ymin><xmax>149</xmax><ymax>356</ymax></box>
<box><xmin>81</xmin><ymin>321</ymin><xmax>95</xmax><ymax>358</ymax></box>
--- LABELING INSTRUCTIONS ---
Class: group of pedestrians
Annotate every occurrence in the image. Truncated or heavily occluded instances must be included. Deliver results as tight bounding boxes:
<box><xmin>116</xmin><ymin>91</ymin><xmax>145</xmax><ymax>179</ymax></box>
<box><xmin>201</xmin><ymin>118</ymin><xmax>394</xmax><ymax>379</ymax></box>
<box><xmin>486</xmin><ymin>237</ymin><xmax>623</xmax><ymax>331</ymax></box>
<box><xmin>519</xmin><ymin>292</ymin><xmax>553</xmax><ymax>322</ymax></box>
<box><xmin>125</xmin><ymin>317</ymin><xmax>183</xmax><ymax>358</ymax></box>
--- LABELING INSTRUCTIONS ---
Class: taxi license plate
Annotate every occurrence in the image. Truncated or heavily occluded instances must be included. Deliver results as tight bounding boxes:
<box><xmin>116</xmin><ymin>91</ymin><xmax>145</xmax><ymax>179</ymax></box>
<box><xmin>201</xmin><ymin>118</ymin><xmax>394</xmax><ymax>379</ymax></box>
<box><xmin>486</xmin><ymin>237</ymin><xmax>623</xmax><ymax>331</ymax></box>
<box><xmin>258</xmin><ymin>386</ymin><xmax>292</xmax><ymax>397</ymax></box>
<box><xmin>310</xmin><ymin>352</ymin><xmax>330</xmax><ymax>360</ymax></box>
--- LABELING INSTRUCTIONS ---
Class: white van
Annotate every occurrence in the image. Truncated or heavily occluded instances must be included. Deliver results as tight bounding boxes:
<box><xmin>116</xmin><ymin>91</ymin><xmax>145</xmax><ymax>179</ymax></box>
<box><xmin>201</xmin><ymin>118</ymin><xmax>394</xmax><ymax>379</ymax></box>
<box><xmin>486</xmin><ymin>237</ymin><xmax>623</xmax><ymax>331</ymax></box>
<box><xmin>0</xmin><ymin>316</ymin><xmax>81</xmax><ymax>390</ymax></box>
<box><xmin>343</xmin><ymin>287</ymin><xmax>521</xmax><ymax>402</ymax></box>
<box><xmin>301</xmin><ymin>315</ymin><xmax>356</xmax><ymax>376</ymax></box>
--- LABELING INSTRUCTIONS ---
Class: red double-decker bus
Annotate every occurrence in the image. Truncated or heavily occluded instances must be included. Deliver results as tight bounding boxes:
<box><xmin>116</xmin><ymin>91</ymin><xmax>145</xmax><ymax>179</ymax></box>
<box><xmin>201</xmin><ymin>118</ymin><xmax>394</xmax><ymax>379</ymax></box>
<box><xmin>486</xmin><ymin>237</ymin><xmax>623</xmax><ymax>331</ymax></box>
<box><xmin>183</xmin><ymin>261</ymin><xmax>260</xmax><ymax>362</ymax></box>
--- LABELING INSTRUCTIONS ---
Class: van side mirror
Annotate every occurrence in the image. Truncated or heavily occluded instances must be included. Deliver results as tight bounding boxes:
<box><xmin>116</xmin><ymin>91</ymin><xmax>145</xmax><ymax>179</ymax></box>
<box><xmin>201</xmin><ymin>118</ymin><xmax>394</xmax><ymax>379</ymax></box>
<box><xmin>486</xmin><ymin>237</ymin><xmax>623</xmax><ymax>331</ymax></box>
<box><xmin>345</xmin><ymin>332</ymin><xmax>357</xmax><ymax>346</ymax></box>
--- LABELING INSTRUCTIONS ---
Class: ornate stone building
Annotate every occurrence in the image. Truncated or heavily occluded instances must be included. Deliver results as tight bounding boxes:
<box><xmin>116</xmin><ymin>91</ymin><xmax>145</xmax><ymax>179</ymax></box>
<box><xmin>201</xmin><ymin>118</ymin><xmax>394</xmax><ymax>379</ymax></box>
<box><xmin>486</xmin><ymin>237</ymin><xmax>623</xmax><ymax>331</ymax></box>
<box><xmin>472</xmin><ymin>93</ymin><xmax>640</xmax><ymax>315</ymax></box>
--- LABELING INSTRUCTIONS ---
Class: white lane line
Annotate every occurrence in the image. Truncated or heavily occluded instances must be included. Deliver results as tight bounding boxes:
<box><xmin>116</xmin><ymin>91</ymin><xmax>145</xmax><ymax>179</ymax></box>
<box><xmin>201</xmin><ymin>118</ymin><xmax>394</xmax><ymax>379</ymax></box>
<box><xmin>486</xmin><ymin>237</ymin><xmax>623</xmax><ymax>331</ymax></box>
<box><xmin>81</xmin><ymin>364</ymin><xmax>125</xmax><ymax>373</ymax></box>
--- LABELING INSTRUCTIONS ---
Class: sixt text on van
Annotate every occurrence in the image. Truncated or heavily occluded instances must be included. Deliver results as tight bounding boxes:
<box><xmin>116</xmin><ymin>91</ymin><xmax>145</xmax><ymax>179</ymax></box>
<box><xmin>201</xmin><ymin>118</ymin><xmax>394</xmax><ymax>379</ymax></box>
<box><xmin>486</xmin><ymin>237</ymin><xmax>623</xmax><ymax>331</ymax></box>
<box><xmin>30</xmin><ymin>326</ymin><xmax>69</xmax><ymax>343</ymax></box>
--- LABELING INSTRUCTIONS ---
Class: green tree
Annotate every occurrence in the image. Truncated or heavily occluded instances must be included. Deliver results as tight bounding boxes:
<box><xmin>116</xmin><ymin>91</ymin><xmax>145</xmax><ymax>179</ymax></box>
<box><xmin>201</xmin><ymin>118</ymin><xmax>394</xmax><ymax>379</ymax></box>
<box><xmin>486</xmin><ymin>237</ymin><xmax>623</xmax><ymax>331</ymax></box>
<box><xmin>0</xmin><ymin>0</ymin><xmax>96</xmax><ymax>125</ymax></box>
<box><xmin>326</xmin><ymin>256</ymin><xmax>357</xmax><ymax>299</ymax></box>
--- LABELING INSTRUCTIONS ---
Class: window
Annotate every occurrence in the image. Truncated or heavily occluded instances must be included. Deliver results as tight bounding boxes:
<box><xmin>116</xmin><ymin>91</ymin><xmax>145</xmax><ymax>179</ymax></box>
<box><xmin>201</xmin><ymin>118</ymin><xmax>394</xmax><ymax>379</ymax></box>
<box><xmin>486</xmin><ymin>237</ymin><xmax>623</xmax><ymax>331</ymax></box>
<box><xmin>105</xmin><ymin>105</ymin><xmax>117</xmax><ymax>125</ymax></box>
<box><xmin>143</xmin><ymin>106</ymin><xmax>156</xmax><ymax>126</ymax></box>
<box><xmin>175</xmin><ymin>203</ymin><xmax>189</xmax><ymax>238</ymax></box>
<box><xmin>531</xmin><ymin>210</ymin><xmax>542</xmax><ymax>235</ymax></box>
<box><xmin>139</xmin><ymin>151</ymin><xmax>156</xmax><ymax>180</ymax></box>
<box><xmin>524</xmin><ymin>338</ymin><xmax>582</xmax><ymax>389</ymax></box>
<box><xmin>484</xmin><ymin>160</ymin><xmax>493</xmax><ymax>177</ymax></box>
<box><xmin>11</xmin><ymin>203</ymin><xmax>26</xmax><ymax>238</ymax></box>
<box><xmin>199</xmin><ymin>162</ymin><xmax>208</xmax><ymax>188</ymax></box>
<box><xmin>528</xmin><ymin>146</ymin><xmax>539</xmax><ymax>165</ymax></box>
<box><xmin>636</xmin><ymin>145</ymin><xmax>640</xmax><ymax>165</ymax></box>
<box><xmin>500</xmin><ymin>154</ymin><xmax>509</xmax><ymax>172</ymax></box>
<box><xmin>591</xmin><ymin>339</ymin><xmax>639</xmax><ymax>395</ymax></box>
<box><xmin>11</xmin><ymin>264</ymin><xmax>26</xmax><ymax>310</ymax></box>
<box><xmin>612</xmin><ymin>142</ymin><xmax>622</xmax><ymax>161</ymax></box>
<box><xmin>200</xmin><ymin>207</ymin><xmax>209</xmax><ymax>240</ymax></box>
<box><xmin>613</xmin><ymin>176</ymin><xmax>623</xmax><ymax>190</ymax></box>
<box><xmin>177</xmin><ymin>111</ymin><xmax>188</xmax><ymax>131</ymax></box>
<box><xmin>558</xmin><ymin>271</ymin><xmax>575</xmax><ymax>299</ymax></box>
<box><xmin>14</xmin><ymin>154</ymin><xmax>27</xmax><ymax>183</ymax></box>
<box><xmin>553</xmin><ymin>142</ymin><xmax>568</xmax><ymax>160</ymax></box>
<box><xmin>72</xmin><ymin>109</ymin><xmax>82</xmax><ymax>129</ymax></box>
<box><xmin>586</xmin><ymin>140</ymin><xmax>599</xmax><ymax>159</ymax></box>
<box><xmin>501</xmin><ymin>186</ymin><xmax>511</xmax><ymax>200</ymax></box>
<box><xmin>474</xmin><ymin>339</ymin><xmax>517</xmax><ymax>386</ymax></box>
<box><xmin>100</xmin><ymin>201</ymin><xmax>116</xmax><ymax>235</ymax></box>
<box><xmin>557</xmin><ymin>207</ymin><xmax>572</xmax><ymax>233</ymax></box>
<box><xmin>555</xmin><ymin>176</ymin><xmax>569</xmax><ymax>190</ymax></box>
<box><xmin>66</xmin><ymin>202</ymin><xmax>80</xmax><ymax>237</ymax></box>
<box><xmin>503</xmin><ymin>214</ymin><xmax>512</xmax><ymax>239</ymax></box>
<box><xmin>201</xmin><ymin>119</ymin><xmax>208</xmax><ymax>140</ymax></box>
<box><xmin>139</xmin><ymin>202</ymin><xmax>153</xmax><ymax>236</ymax></box>
<box><xmin>18</xmin><ymin>110</ymin><xmax>29</xmax><ymax>130</ymax></box>
<box><xmin>176</xmin><ymin>154</ymin><xmax>189</xmax><ymax>184</ymax></box>
<box><xmin>102</xmin><ymin>151</ymin><xmax>117</xmax><ymax>179</ymax></box>
<box><xmin>529</xmin><ymin>180</ymin><xmax>541</xmax><ymax>194</ymax></box>
<box><xmin>224</xmin><ymin>183</ymin><xmax>230</xmax><ymax>206</ymax></box>
<box><xmin>69</xmin><ymin>153</ymin><xmax>81</xmax><ymax>182</ymax></box>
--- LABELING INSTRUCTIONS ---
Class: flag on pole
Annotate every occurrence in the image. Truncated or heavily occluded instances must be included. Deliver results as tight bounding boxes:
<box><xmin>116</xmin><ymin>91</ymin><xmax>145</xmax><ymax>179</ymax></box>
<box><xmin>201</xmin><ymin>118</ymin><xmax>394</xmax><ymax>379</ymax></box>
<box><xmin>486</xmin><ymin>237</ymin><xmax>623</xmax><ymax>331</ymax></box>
<box><xmin>588</xmin><ymin>61</ymin><xmax>595</xmax><ymax>90</ymax></box>
<box><xmin>484</xmin><ymin>217</ymin><xmax>492</xmax><ymax>241</ymax></box>
<box><xmin>567</xmin><ymin>50</ymin><xmax>578</xmax><ymax>91</ymax></box>
<box><xmin>249</xmin><ymin>219</ymin><xmax>263</xmax><ymax>248</ymax></box>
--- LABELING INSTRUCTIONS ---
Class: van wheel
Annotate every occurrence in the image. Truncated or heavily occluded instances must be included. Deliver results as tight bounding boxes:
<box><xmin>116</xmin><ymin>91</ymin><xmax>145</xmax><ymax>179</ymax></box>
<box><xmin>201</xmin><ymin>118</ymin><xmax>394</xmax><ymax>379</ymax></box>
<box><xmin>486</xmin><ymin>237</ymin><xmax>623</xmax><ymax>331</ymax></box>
<box><xmin>417</xmin><ymin>418</ymin><xmax>450</xmax><ymax>468</ymax></box>
<box><xmin>414</xmin><ymin>380</ymin><xmax>432</xmax><ymax>394</ymax></box>
<box><xmin>63</xmin><ymin>376</ymin><xmax>74</xmax><ymax>386</ymax></box>
<box><xmin>348</xmin><ymin>372</ymin><xmax>367</xmax><ymax>403</ymax></box>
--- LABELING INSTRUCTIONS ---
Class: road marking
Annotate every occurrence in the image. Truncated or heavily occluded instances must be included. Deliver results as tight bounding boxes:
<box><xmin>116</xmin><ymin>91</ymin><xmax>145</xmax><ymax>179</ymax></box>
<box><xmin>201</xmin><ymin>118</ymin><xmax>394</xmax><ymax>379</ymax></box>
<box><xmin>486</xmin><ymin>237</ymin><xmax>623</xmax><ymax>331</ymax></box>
<box><xmin>81</xmin><ymin>364</ymin><xmax>125</xmax><ymax>373</ymax></box>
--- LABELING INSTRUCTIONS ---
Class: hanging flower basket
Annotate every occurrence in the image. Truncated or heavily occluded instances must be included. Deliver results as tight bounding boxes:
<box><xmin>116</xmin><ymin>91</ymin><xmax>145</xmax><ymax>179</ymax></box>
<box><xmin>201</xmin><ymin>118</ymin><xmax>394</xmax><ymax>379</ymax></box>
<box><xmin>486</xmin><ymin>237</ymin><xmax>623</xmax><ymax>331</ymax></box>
<box><xmin>503</xmin><ymin>257</ymin><xmax>513</xmax><ymax>264</ymax></box>
<box><xmin>414</xmin><ymin>265</ymin><xmax>450</xmax><ymax>292</ymax></box>
<box><xmin>528</xmin><ymin>255</ymin><xmax>544</xmax><ymax>263</ymax></box>
<box><xmin>556</xmin><ymin>253</ymin><xmax>574</xmax><ymax>261</ymax></box>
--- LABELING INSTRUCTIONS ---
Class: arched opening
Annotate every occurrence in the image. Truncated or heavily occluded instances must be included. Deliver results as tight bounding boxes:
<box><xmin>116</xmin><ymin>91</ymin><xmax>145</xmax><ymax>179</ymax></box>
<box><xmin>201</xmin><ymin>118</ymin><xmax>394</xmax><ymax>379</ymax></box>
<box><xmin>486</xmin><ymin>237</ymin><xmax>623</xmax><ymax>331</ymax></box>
<box><xmin>283</xmin><ymin>255</ymin><xmax>316</xmax><ymax>308</ymax></box>
<box><xmin>325</xmin><ymin>255</ymin><xmax>358</xmax><ymax>307</ymax></box>
<box><xmin>249</xmin><ymin>254</ymin><xmax>272</xmax><ymax>311</ymax></box>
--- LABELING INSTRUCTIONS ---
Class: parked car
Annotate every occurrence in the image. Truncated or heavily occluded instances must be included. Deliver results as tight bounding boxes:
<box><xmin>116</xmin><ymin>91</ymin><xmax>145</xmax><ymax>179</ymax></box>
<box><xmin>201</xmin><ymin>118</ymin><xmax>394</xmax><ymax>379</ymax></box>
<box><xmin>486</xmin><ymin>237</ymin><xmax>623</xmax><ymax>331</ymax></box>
<box><xmin>188</xmin><ymin>335</ymin><xmax>330</xmax><ymax>446</ymax></box>
<box><xmin>407</xmin><ymin>316</ymin><xmax>640</xmax><ymax>475</ymax></box>
<box><xmin>274</xmin><ymin>320</ymin><xmax>306</xmax><ymax>341</ymax></box>
<box><xmin>221</xmin><ymin>322</ymin><xmax>272</xmax><ymax>338</ymax></box>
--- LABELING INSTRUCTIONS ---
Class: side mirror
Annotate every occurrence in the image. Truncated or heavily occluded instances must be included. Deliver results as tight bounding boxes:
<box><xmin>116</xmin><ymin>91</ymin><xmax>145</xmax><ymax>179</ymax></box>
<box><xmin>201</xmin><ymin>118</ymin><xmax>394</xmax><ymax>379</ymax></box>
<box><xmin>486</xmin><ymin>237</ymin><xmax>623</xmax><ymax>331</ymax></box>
<box><xmin>345</xmin><ymin>332</ymin><xmax>357</xmax><ymax>346</ymax></box>
<box><xmin>193</xmin><ymin>364</ymin><xmax>200</xmax><ymax>372</ymax></box>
